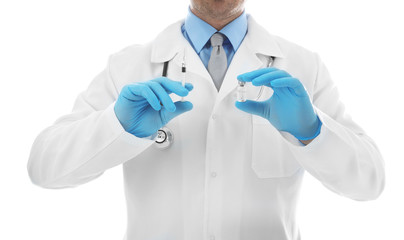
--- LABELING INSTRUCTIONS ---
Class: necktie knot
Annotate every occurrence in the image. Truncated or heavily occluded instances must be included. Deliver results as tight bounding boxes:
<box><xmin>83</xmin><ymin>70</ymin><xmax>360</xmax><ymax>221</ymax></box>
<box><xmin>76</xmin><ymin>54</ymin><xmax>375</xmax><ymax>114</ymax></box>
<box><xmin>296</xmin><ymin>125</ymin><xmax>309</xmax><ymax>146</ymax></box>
<box><xmin>210</xmin><ymin>32</ymin><xmax>225</xmax><ymax>47</ymax></box>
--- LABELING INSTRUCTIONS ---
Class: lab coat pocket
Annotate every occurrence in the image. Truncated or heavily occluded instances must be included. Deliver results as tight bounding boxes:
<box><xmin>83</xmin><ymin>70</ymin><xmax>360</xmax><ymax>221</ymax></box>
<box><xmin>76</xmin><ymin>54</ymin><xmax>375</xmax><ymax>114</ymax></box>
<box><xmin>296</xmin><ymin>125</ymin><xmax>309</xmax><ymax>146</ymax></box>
<box><xmin>251</xmin><ymin>115</ymin><xmax>302</xmax><ymax>178</ymax></box>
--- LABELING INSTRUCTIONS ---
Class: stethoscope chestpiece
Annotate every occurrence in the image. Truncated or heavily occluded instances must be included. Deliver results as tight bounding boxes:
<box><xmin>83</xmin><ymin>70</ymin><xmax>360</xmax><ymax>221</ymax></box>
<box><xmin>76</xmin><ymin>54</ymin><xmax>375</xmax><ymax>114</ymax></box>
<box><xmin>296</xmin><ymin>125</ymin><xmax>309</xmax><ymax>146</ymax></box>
<box><xmin>154</xmin><ymin>127</ymin><xmax>173</xmax><ymax>149</ymax></box>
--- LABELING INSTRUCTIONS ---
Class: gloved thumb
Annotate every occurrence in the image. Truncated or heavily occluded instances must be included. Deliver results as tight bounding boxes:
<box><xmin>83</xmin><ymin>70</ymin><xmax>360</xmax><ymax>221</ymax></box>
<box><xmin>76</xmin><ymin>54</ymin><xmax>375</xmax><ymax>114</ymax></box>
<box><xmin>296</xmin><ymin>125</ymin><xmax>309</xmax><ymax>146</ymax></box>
<box><xmin>235</xmin><ymin>100</ymin><xmax>267</xmax><ymax>118</ymax></box>
<box><xmin>161</xmin><ymin>101</ymin><xmax>193</xmax><ymax>124</ymax></box>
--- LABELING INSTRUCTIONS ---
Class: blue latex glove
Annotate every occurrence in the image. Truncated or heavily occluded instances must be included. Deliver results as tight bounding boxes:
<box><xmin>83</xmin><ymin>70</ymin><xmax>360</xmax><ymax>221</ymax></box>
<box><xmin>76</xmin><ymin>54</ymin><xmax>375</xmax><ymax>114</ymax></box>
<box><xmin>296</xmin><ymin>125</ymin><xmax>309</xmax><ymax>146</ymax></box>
<box><xmin>114</xmin><ymin>77</ymin><xmax>193</xmax><ymax>138</ymax></box>
<box><xmin>235</xmin><ymin>67</ymin><xmax>321</xmax><ymax>140</ymax></box>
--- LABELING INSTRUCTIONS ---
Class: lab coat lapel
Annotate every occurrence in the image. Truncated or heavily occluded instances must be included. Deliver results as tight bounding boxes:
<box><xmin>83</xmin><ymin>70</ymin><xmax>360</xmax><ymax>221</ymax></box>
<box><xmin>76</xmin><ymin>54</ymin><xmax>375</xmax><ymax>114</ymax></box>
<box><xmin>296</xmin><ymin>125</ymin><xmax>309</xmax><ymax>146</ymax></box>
<box><xmin>151</xmin><ymin>19</ymin><xmax>213</xmax><ymax>84</ymax></box>
<box><xmin>182</xmin><ymin>43</ymin><xmax>213</xmax><ymax>84</ymax></box>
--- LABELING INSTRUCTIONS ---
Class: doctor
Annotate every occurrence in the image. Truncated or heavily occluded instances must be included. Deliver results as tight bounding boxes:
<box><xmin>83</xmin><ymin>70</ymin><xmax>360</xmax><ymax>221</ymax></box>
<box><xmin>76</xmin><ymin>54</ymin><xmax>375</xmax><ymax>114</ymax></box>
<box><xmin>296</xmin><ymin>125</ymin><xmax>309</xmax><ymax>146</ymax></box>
<box><xmin>28</xmin><ymin>0</ymin><xmax>385</xmax><ymax>239</ymax></box>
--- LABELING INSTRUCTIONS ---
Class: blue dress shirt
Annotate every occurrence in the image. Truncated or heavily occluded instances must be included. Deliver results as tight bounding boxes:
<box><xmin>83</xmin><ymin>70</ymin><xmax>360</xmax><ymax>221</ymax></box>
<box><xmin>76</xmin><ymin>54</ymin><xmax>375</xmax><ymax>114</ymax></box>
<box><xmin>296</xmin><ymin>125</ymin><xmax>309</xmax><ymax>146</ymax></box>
<box><xmin>181</xmin><ymin>8</ymin><xmax>248</xmax><ymax>69</ymax></box>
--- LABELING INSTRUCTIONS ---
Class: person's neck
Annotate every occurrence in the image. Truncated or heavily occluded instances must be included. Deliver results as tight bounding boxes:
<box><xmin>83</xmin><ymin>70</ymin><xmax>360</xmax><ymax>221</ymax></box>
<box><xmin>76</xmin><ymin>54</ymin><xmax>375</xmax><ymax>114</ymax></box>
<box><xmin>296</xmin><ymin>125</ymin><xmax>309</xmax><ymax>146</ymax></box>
<box><xmin>190</xmin><ymin>8</ymin><xmax>243</xmax><ymax>31</ymax></box>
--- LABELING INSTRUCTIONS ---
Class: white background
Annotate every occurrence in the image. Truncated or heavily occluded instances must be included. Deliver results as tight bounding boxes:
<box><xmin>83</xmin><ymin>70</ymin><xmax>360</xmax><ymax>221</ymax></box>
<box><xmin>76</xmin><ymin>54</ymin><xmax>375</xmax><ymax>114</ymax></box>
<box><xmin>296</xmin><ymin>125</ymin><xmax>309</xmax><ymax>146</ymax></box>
<box><xmin>0</xmin><ymin>0</ymin><xmax>403</xmax><ymax>239</ymax></box>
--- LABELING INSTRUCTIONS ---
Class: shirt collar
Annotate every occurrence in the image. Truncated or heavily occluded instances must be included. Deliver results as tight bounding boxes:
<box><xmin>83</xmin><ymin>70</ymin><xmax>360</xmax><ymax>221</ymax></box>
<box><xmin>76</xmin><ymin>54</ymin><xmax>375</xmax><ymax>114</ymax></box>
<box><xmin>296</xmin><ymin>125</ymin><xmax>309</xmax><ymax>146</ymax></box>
<box><xmin>219</xmin><ymin>11</ymin><xmax>247</xmax><ymax>52</ymax></box>
<box><xmin>184</xmin><ymin>7</ymin><xmax>248</xmax><ymax>54</ymax></box>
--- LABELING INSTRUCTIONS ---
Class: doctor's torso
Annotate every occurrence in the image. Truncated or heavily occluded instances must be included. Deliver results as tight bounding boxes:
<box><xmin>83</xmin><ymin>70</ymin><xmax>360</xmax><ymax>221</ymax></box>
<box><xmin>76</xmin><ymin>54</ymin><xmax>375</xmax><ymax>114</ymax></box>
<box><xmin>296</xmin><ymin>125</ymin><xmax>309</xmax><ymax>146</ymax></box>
<box><xmin>110</xmin><ymin>15</ymin><xmax>319</xmax><ymax>240</ymax></box>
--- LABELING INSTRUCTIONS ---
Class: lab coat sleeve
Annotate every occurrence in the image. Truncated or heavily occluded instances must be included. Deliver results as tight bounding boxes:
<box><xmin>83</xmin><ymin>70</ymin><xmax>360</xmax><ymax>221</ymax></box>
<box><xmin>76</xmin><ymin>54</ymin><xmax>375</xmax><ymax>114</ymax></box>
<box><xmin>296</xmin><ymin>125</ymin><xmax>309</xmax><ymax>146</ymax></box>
<box><xmin>27</xmin><ymin>55</ymin><xmax>155</xmax><ymax>189</ymax></box>
<box><xmin>283</xmin><ymin>54</ymin><xmax>385</xmax><ymax>201</ymax></box>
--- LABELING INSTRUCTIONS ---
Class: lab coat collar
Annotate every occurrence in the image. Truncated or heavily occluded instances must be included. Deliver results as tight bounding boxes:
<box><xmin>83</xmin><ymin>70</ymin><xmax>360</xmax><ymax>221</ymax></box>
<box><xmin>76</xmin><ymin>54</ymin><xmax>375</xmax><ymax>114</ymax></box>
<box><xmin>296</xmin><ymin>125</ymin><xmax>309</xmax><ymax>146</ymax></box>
<box><xmin>151</xmin><ymin>15</ymin><xmax>285</xmax><ymax>63</ymax></box>
<box><xmin>243</xmin><ymin>15</ymin><xmax>285</xmax><ymax>58</ymax></box>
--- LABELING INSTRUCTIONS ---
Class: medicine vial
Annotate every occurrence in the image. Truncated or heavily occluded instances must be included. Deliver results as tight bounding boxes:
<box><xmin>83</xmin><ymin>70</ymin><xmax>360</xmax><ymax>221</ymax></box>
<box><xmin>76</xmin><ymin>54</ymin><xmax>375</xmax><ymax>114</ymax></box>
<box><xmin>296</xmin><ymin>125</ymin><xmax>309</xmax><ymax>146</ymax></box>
<box><xmin>237</xmin><ymin>80</ymin><xmax>247</xmax><ymax>102</ymax></box>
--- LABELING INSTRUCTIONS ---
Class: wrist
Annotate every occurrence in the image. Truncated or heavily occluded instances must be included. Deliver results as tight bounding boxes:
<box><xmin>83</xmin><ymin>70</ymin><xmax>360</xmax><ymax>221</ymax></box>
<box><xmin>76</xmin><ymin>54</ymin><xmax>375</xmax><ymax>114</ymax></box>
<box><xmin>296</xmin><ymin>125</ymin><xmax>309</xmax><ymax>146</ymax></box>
<box><xmin>294</xmin><ymin>116</ymin><xmax>322</xmax><ymax>141</ymax></box>
<box><xmin>299</xmin><ymin>138</ymin><xmax>314</xmax><ymax>145</ymax></box>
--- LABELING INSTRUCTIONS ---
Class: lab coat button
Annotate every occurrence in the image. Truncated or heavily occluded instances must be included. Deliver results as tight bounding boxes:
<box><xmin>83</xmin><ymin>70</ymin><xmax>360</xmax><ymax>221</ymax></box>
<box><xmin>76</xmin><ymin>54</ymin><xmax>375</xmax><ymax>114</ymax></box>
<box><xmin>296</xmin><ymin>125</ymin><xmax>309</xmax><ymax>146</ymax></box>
<box><xmin>211</xmin><ymin>172</ymin><xmax>217</xmax><ymax>177</ymax></box>
<box><xmin>209</xmin><ymin>235</ymin><xmax>215</xmax><ymax>240</ymax></box>
<box><xmin>211</xmin><ymin>114</ymin><xmax>217</xmax><ymax>120</ymax></box>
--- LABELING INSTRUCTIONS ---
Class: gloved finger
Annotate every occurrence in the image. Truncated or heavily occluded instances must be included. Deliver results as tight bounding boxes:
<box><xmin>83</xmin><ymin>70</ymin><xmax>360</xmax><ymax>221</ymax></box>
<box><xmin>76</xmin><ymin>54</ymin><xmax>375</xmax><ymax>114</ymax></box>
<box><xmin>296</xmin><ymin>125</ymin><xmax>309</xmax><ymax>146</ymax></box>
<box><xmin>159</xmin><ymin>83</ymin><xmax>194</xmax><ymax>95</ymax></box>
<box><xmin>270</xmin><ymin>77</ymin><xmax>307</xmax><ymax>96</ymax></box>
<box><xmin>235</xmin><ymin>100</ymin><xmax>268</xmax><ymax>118</ymax></box>
<box><xmin>184</xmin><ymin>83</ymin><xmax>194</xmax><ymax>91</ymax></box>
<box><xmin>153</xmin><ymin>77</ymin><xmax>193</xmax><ymax>97</ymax></box>
<box><xmin>126</xmin><ymin>84</ymin><xmax>161</xmax><ymax>111</ymax></box>
<box><xmin>252</xmin><ymin>70</ymin><xmax>291</xmax><ymax>86</ymax></box>
<box><xmin>237</xmin><ymin>67</ymin><xmax>278</xmax><ymax>82</ymax></box>
<box><xmin>160</xmin><ymin>101</ymin><xmax>193</xmax><ymax>124</ymax></box>
<box><xmin>147</xmin><ymin>81</ymin><xmax>176</xmax><ymax>112</ymax></box>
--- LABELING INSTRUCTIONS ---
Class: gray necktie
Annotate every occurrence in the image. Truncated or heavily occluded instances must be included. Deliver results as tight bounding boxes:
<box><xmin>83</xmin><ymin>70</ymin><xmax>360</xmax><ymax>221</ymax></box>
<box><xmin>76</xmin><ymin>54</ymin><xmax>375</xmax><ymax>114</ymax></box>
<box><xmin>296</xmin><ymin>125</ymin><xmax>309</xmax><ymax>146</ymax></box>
<box><xmin>208</xmin><ymin>33</ymin><xmax>228</xmax><ymax>91</ymax></box>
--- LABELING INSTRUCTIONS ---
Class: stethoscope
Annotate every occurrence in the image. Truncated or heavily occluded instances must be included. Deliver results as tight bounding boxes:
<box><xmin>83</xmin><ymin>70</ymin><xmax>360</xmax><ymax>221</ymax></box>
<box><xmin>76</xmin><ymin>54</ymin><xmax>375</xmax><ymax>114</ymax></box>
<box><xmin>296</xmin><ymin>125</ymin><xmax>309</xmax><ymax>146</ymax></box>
<box><xmin>153</xmin><ymin>59</ymin><xmax>184</xmax><ymax>149</ymax></box>
<box><xmin>154</xmin><ymin>54</ymin><xmax>275</xmax><ymax>149</ymax></box>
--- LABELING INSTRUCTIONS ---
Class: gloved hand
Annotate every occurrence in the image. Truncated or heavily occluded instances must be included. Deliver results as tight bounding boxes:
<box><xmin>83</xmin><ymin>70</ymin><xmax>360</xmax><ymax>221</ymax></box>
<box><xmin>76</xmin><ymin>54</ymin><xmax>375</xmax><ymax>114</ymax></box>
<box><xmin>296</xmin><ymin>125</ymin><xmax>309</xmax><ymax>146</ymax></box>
<box><xmin>114</xmin><ymin>77</ymin><xmax>193</xmax><ymax>138</ymax></box>
<box><xmin>235</xmin><ymin>67</ymin><xmax>321</xmax><ymax>140</ymax></box>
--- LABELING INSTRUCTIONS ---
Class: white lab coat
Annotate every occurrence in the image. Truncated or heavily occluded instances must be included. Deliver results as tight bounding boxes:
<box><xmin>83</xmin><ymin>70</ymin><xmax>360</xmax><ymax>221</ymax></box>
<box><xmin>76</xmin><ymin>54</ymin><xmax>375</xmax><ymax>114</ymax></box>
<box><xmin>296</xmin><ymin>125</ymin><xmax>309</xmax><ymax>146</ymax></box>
<box><xmin>28</xmin><ymin>16</ymin><xmax>385</xmax><ymax>240</ymax></box>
